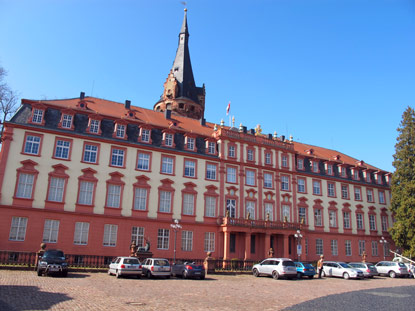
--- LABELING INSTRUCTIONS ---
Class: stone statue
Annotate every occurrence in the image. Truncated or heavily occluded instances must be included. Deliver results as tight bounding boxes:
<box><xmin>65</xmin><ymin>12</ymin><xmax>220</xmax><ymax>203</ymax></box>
<box><xmin>362</xmin><ymin>251</ymin><xmax>367</xmax><ymax>263</ymax></box>
<box><xmin>35</xmin><ymin>243</ymin><xmax>47</xmax><ymax>269</ymax></box>
<box><xmin>130</xmin><ymin>241</ymin><xmax>138</xmax><ymax>257</ymax></box>
<box><xmin>137</xmin><ymin>238</ymin><xmax>151</xmax><ymax>252</ymax></box>
<box><xmin>268</xmin><ymin>248</ymin><xmax>274</xmax><ymax>258</ymax></box>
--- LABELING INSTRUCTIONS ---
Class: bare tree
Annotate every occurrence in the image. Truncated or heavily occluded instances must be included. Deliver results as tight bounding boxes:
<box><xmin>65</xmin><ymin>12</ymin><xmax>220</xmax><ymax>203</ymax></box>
<box><xmin>0</xmin><ymin>66</ymin><xmax>19</xmax><ymax>138</ymax></box>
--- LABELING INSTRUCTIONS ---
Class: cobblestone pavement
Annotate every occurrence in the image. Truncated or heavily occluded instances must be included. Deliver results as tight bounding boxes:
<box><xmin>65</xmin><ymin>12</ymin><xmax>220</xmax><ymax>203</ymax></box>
<box><xmin>0</xmin><ymin>270</ymin><xmax>414</xmax><ymax>311</ymax></box>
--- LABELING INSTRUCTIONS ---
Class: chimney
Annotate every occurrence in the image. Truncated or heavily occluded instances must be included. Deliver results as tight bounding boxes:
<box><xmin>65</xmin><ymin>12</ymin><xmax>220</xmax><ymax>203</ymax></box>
<box><xmin>250</xmin><ymin>129</ymin><xmax>255</xmax><ymax>135</ymax></box>
<box><xmin>268</xmin><ymin>133</ymin><xmax>273</xmax><ymax>140</ymax></box>
<box><xmin>80</xmin><ymin>92</ymin><xmax>85</xmax><ymax>100</ymax></box>
<box><xmin>243</xmin><ymin>126</ymin><xmax>247</xmax><ymax>134</ymax></box>
<box><xmin>200</xmin><ymin>118</ymin><xmax>206</xmax><ymax>126</ymax></box>
<box><xmin>165</xmin><ymin>109</ymin><xmax>171</xmax><ymax>119</ymax></box>
<box><xmin>281</xmin><ymin>135</ymin><xmax>285</xmax><ymax>142</ymax></box>
<box><xmin>125</xmin><ymin>100</ymin><xmax>131</xmax><ymax>110</ymax></box>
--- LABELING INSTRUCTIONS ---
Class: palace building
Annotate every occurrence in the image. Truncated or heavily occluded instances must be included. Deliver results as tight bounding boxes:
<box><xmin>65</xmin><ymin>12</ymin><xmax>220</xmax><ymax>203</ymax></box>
<box><xmin>0</xmin><ymin>10</ymin><xmax>393</xmax><ymax>263</ymax></box>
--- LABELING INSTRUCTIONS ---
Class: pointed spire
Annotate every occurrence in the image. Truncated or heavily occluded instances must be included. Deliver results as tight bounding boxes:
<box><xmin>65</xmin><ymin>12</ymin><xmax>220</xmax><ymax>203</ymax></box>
<box><xmin>180</xmin><ymin>8</ymin><xmax>189</xmax><ymax>35</ymax></box>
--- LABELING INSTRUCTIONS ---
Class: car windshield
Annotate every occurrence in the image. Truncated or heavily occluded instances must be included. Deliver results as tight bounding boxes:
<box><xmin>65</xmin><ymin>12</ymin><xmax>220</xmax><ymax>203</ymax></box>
<box><xmin>154</xmin><ymin>260</ymin><xmax>169</xmax><ymax>266</ymax></box>
<box><xmin>339</xmin><ymin>263</ymin><xmax>351</xmax><ymax>268</ymax></box>
<box><xmin>398</xmin><ymin>262</ymin><xmax>406</xmax><ymax>267</ymax></box>
<box><xmin>124</xmin><ymin>258</ymin><xmax>139</xmax><ymax>264</ymax></box>
<box><xmin>350</xmin><ymin>263</ymin><xmax>364</xmax><ymax>268</ymax></box>
<box><xmin>44</xmin><ymin>250</ymin><xmax>64</xmax><ymax>258</ymax></box>
<box><xmin>367</xmin><ymin>263</ymin><xmax>375</xmax><ymax>268</ymax></box>
<box><xmin>303</xmin><ymin>263</ymin><xmax>314</xmax><ymax>268</ymax></box>
<box><xmin>282</xmin><ymin>261</ymin><xmax>295</xmax><ymax>267</ymax></box>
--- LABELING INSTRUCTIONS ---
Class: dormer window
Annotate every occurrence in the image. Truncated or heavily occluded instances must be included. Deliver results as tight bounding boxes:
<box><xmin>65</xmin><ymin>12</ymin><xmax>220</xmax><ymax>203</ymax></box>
<box><xmin>89</xmin><ymin>119</ymin><xmax>100</xmax><ymax>134</ymax></box>
<box><xmin>281</xmin><ymin>155</ymin><xmax>288</xmax><ymax>168</ymax></box>
<box><xmin>265</xmin><ymin>152</ymin><xmax>272</xmax><ymax>165</ymax></box>
<box><xmin>61</xmin><ymin>114</ymin><xmax>73</xmax><ymax>129</ymax></box>
<box><xmin>377</xmin><ymin>173</ymin><xmax>383</xmax><ymax>185</ymax></box>
<box><xmin>297</xmin><ymin>158</ymin><xmax>304</xmax><ymax>170</ymax></box>
<box><xmin>141</xmin><ymin>129</ymin><xmax>150</xmax><ymax>143</ymax></box>
<box><xmin>247</xmin><ymin>149</ymin><xmax>254</xmax><ymax>162</ymax></box>
<box><xmin>228</xmin><ymin>145</ymin><xmax>236</xmax><ymax>158</ymax></box>
<box><xmin>186</xmin><ymin>137</ymin><xmax>195</xmax><ymax>151</ymax></box>
<box><xmin>116</xmin><ymin>124</ymin><xmax>126</xmax><ymax>139</ymax></box>
<box><xmin>312</xmin><ymin>161</ymin><xmax>319</xmax><ymax>173</ymax></box>
<box><xmin>353</xmin><ymin>169</ymin><xmax>359</xmax><ymax>180</ymax></box>
<box><xmin>341</xmin><ymin>167</ymin><xmax>347</xmax><ymax>177</ymax></box>
<box><xmin>327</xmin><ymin>164</ymin><xmax>333</xmax><ymax>175</ymax></box>
<box><xmin>32</xmin><ymin>109</ymin><xmax>44</xmax><ymax>124</ymax></box>
<box><xmin>163</xmin><ymin>132</ymin><xmax>174</xmax><ymax>147</ymax></box>
<box><xmin>206</xmin><ymin>141</ymin><xmax>216</xmax><ymax>155</ymax></box>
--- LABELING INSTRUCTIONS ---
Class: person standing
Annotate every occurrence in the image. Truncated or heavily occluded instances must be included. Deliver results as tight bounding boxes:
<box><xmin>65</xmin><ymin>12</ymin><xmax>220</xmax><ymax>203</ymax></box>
<box><xmin>317</xmin><ymin>255</ymin><xmax>324</xmax><ymax>278</ymax></box>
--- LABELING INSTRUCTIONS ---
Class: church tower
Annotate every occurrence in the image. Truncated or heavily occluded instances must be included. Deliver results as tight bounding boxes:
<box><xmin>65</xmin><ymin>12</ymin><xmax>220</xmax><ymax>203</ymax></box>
<box><xmin>154</xmin><ymin>9</ymin><xmax>206</xmax><ymax>120</ymax></box>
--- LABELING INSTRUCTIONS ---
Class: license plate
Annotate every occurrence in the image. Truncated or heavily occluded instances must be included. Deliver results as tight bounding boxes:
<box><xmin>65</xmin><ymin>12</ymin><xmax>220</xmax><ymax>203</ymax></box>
<box><xmin>49</xmin><ymin>267</ymin><xmax>59</xmax><ymax>271</ymax></box>
<box><xmin>195</xmin><ymin>272</ymin><xmax>201</xmax><ymax>275</ymax></box>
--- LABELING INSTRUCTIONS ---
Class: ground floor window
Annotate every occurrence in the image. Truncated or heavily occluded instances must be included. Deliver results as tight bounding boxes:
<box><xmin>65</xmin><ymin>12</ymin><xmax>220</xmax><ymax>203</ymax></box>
<box><xmin>42</xmin><ymin>219</ymin><xmax>60</xmax><ymax>243</ymax></box>
<box><xmin>181</xmin><ymin>230</ymin><xmax>193</xmax><ymax>251</ymax></box>
<box><xmin>103</xmin><ymin>224</ymin><xmax>118</xmax><ymax>247</ymax></box>
<box><xmin>9</xmin><ymin>217</ymin><xmax>28</xmax><ymax>241</ymax></box>
<box><xmin>331</xmin><ymin>239</ymin><xmax>338</xmax><ymax>256</ymax></box>
<box><xmin>345</xmin><ymin>240</ymin><xmax>352</xmax><ymax>256</ymax></box>
<box><xmin>131</xmin><ymin>226</ymin><xmax>145</xmax><ymax>247</ymax></box>
<box><xmin>204</xmin><ymin>232</ymin><xmax>215</xmax><ymax>252</ymax></box>
<box><xmin>316</xmin><ymin>239</ymin><xmax>323</xmax><ymax>255</ymax></box>
<box><xmin>157</xmin><ymin>229</ymin><xmax>170</xmax><ymax>250</ymax></box>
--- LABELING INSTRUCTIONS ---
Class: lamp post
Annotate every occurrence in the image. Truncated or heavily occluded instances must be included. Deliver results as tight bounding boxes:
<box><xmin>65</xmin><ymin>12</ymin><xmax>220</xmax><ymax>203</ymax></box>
<box><xmin>379</xmin><ymin>236</ymin><xmax>388</xmax><ymax>260</ymax></box>
<box><xmin>294</xmin><ymin>229</ymin><xmax>303</xmax><ymax>262</ymax></box>
<box><xmin>170</xmin><ymin>219</ymin><xmax>182</xmax><ymax>264</ymax></box>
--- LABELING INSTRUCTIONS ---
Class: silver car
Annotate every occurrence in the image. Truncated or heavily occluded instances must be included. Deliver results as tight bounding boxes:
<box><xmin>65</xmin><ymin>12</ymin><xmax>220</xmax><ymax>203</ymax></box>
<box><xmin>252</xmin><ymin>258</ymin><xmax>297</xmax><ymax>280</ymax></box>
<box><xmin>108</xmin><ymin>257</ymin><xmax>142</xmax><ymax>278</ymax></box>
<box><xmin>142</xmin><ymin>258</ymin><xmax>171</xmax><ymax>279</ymax></box>
<box><xmin>348</xmin><ymin>262</ymin><xmax>378</xmax><ymax>278</ymax></box>
<box><xmin>322</xmin><ymin>261</ymin><xmax>364</xmax><ymax>279</ymax></box>
<box><xmin>375</xmin><ymin>261</ymin><xmax>409</xmax><ymax>278</ymax></box>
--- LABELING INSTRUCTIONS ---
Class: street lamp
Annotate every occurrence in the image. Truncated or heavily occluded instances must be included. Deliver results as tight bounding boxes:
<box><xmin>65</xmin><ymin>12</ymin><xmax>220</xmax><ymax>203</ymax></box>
<box><xmin>379</xmin><ymin>236</ymin><xmax>388</xmax><ymax>260</ymax></box>
<box><xmin>170</xmin><ymin>219</ymin><xmax>182</xmax><ymax>264</ymax></box>
<box><xmin>294</xmin><ymin>229</ymin><xmax>303</xmax><ymax>262</ymax></box>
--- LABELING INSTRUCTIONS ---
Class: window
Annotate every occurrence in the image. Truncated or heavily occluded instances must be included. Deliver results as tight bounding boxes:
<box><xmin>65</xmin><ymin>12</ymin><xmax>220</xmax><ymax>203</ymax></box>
<box><xmin>89</xmin><ymin>119</ymin><xmax>100</xmax><ymax>134</ymax></box>
<box><xmin>312</xmin><ymin>161</ymin><xmax>319</xmax><ymax>173</ymax></box>
<box><xmin>226</xmin><ymin>167</ymin><xmax>237</xmax><ymax>183</ymax></box>
<box><xmin>341</xmin><ymin>185</ymin><xmax>349</xmax><ymax>199</ymax></box>
<box><xmin>159</xmin><ymin>191</ymin><xmax>172</xmax><ymax>213</ymax></box>
<box><xmin>353</xmin><ymin>170</ymin><xmax>359</xmax><ymax>180</ymax></box>
<box><xmin>245</xmin><ymin>170</ymin><xmax>255</xmax><ymax>186</ymax></box>
<box><xmin>74</xmin><ymin>222</ymin><xmax>89</xmax><ymax>245</ymax></box>
<box><xmin>106</xmin><ymin>184</ymin><xmax>121</xmax><ymax>208</ymax></box>
<box><xmin>314</xmin><ymin>209</ymin><xmax>322</xmax><ymax>226</ymax></box>
<box><xmin>371</xmin><ymin>241</ymin><xmax>378</xmax><ymax>256</ymax></box>
<box><xmin>157</xmin><ymin>229</ymin><xmax>169</xmax><ymax>249</ymax></box>
<box><xmin>299</xmin><ymin>207</ymin><xmax>306</xmax><ymax>224</ymax></box>
<box><xmin>131</xmin><ymin>226</ymin><xmax>145</xmax><ymax>247</ymax></box>
<box><xmin>183</xmin><ymin>193</ymin><xmax>195</xmax><ymax>215</ymax></box>
<box><xmin>329</xmin><ymin>210</ymin><xmax>337</xmax><ymax>227</ymax></box>
<box><xmin>265</xmin><ymin>203</ymin><xmax>273</xmax><ymax>221</ymax></box>
<box><xmin>297</xmin><ymin>158</ymin><xmax>304</xmax><ymax>170</ymax></box>
<box><xmin>313</xmin><ymin>180</ymin><xmax>321</xmax><ymax>195</ymax></box>
<box><xmin>367</xmin><ymin>189</ymin><xmax>374</xmax><ymax>202</ymax></box>
<box><xmin>47</xmin><ymin>177</ymin><xmax>65</xmax><ymax>202</ymax></box>
<box><xmin>161</xmin><ymin>156</ymin><xmax>174</xmax><ymax>174</ymax></box>
<box><xmin>246</xmin><ymin>201</ymin><xmax>255</xmax><ymax>219</ymax></box>
<box><xmin>369</xmin><ymin>214</ymin><xmax>376</xmax><ymax>231</ymax></box>
<box><xmin>264</xmin><ymin>173</ymin><xmax>273</xmax><ymax>188</ymax></box>
<box><xmin>42</xmin><ymin>219</ymin><xmax>60</xmax><ymax>243</ymax></box>
<box><xmin>358</xmin><ymin>240</ymin><xmax>365</xmax><ymax>256</ymax></box>
<box><xmin>116</xmin><ymin>124</ymin><xmax>126</xmax><ymax>138</ymax></box>
<box><xmin>282</xmin><ymin>205</ymin><xmax>290</xmax><ymax>222</ymax></box>
<box><xmin>281</xmin><ymin>175</ymin><xmax>290</xmax><ymax>191</ymax></box>
<box><xmin>331</xmin><ymin>240</ymin><xmax>338</xmax><ymax>256</ymax></box>
<box><xmin>327</xmin><ymin>182</ymin><xmax>335</xmax><ymax>197</ymax></box>
<box><xmin>134</xmin><ymin>188</ymin><xmax>147</xmax><ymax>211</ymax></box>
<box><xmin>181</xmin><ymin>231</ymin><xmax>193</xmax><ymax>251</ymax></box>
<box><xmin>377</xmin><ymin>174</ymin><xmax>383</xmax><ymax>184</ymax></box>
<box><xmin>356</xmin><ymin>213</ymin><xmax>364</xmax><ymax>230</ymax></box>
<box><xmin>327</xmin><ymin>164</ymin><xmax>333</xmax><ymax>175</ymax></box>
<box><xmin>281</xmin><ymin>155</ymin><xmax>288</xmax><ymax>168</ymax></box>
<box><xmin>184</xmin><ymin>160</ymin><xmax>196</xmax><ymax>177</ymax></box>
<box><xmin>16</xmin><ymin>173</ymin><xmax>35</xmax><ymax>199</ymax></box>
<box><xmin>103</xmin><ymin>224</ymin><xmax>118</xmax><ymax>246</ymax></box>
<box><xmin>61</xmin><ymin>114</ymin><xmax>73</xmax><ymax>129</ymax></box>
<box><xmin>110</xmin><ymin>148</ymin><xmax>125</xmax><ymax>167</ymax></box>
<box><xmin>297</xmin><ymin>178</ymin><xmax>306</xmax><ymax>193</ymax></box>
<box><xmin>366</xmin><ymin>172</ymin><xmax>371</xmax><ymax>183</ymax></box>
<box><xmin>204</xmin><ymin>232</ymin><xmax>215</xmax><ymax>252</ymax></box>
<box><xmin>265</xmin><ymin>152</ymin><xmax>272</xmax><ymax>165</ymax></box>
<box><xmin>9</xmin><ymin>217</ymin><xmax>28</xmax><ymax>241</ymax></box>
<box><xmin>54</xmin><ymin>139</ymin><xmax>71</xmax><ymax>159</ymax></box>
<box><xmin>205</xmin><ymin>196</ymin><xmax>216</xmax><ymax>217</ymax></box>
<box><xmin>32</xmin><ymin>109</ymin><xmax>44</xmax><ymax>123</ymax></box>
<box><xmin>226</xmin><ymin>199</ymin><xmax>236</xmax><ymax>218</ymax></box>
<box><xmin>228</xmin><ymin>145</ymin><xmax>235</xmax><ymax>158</ymax></box>
<box><xmin>316</xmin><ymin>239</ymin><xmax>323</xmax><ymax>255</ymax></box>
<box><xmin>78</xmin><ymin>181</ymin><xmax>94</xmax><ymax>205</ymax></box>
<box><xmin>141</xmin><ymin>129</ymin><xmax>150</xmax><ymax>143</ymax></box>
<box><xmin>341</xmin><ymin>167</ymin><xmax>347</xmax><ymax>177</ymax></box>
<box><xmin>345</xmin><ymin>240</ymin><xmax>352</xmax><ymax>256</ymax></box>
<box><xmin>164</xmin><ymin>133</ymin><xmax>173</xmax><ymax>147</ymax></box>
<box><xmin>83</xmin><ymin>144</ymin><xmax>98</xmax><ymax>164</ymax></box>
<box><xmin>186</xmin><ymin>137</ymin><xmax>195</xmax><ymax>150</ymax></box>
<box><xmin>137</xmin><ymin>152</ymin><xmax>150</xmax><ymax>171</ymax></box>
<box><xmin>206</xmin><ymin>163</ymin><xmax>217</xmax><ymax>180</ymax></box>
<box><xmin>24</xmin><ymin>135</ymin><xmax>41</xmax><ymax>155</ymax></box>
<box><xmin>381</xmin><ymin>215</ymin><xmax>388</xmax><ymax>231</ymax></box>
<box><xmin>354</xmin><ymin>187</ymin><xmax>361</xmax><ymax>201</ymax></box>
<box><xmin>343</xmin><ymin>212</ymin><xmax>351</xmax><ymax>229</ymax></box>
<box><xmin>379</xmin><ymin>191</ymin><xmax>385</xmax><ymax>204</ymax></box>
<box><xmin>207</xmin><ymin>141</ymin><xmax>216</xmax><ymax>154</ymax></box>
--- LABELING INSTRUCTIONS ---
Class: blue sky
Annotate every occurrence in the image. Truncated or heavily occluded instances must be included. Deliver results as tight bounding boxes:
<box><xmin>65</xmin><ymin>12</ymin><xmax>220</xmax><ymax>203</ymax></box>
<box><xmin>1</xmin><ymin>0</ymin><xmax>414</xmax><ymax>172</ymax></box>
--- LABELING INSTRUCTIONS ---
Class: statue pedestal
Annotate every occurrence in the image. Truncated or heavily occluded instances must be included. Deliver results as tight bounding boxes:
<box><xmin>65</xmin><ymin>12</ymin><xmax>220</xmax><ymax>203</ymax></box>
<box><xmin>135</xmin><ymin>251</ymin><xmax>153</xmax><ymax>262</ymax></box>
<box><xmin>204</xmin><ymin>257</ymin><xmax>215</xmax><ymax>274</ymax></box>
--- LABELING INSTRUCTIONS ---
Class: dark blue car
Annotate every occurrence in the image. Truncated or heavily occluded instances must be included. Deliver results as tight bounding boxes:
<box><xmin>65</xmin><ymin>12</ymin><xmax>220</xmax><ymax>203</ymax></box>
<box><xmin>294</xmin><ymin>262</ymin><xmax>316</xmax><ymax>279</ymax></box>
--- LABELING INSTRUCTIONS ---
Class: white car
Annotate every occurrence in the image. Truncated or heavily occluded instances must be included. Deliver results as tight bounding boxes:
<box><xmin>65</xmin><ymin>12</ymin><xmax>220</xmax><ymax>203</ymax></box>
<box><xmin>142</xmin><ymin>258</ymin><xmax>171</xmax><ymax>279</ymax></box>
<box><xmin>322</xmin><ymin>261</ymin><xmax>364</xmax><ymax>279</ymax></box>
<box><xmin>108</xmin><ymin>257</ymin><xmax>142</xmax><ymax>278</ymax></box>
<box><xmin>375</xmin><ymin>261</ymin><xmax>409</xmax><ymax>278</ymax></box>
<box><xmin>252</xmin><ymin>258</ymin><xmax>297</xmax><ymax>280</ymax></box>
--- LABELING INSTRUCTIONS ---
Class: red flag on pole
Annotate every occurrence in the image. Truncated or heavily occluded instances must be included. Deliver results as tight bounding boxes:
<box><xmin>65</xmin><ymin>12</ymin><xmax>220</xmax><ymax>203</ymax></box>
<box><xmin>226</xmin><ymin>101</ymin><xmax>231</xmax><ymax>115</ymax></box>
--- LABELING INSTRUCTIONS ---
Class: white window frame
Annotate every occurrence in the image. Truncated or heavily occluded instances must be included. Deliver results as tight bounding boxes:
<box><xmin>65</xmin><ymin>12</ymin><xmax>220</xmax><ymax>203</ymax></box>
<box><xmin>161</xmin><ymin>156</ymin><xmax>174</xmax><ymax>174</ymax></box>
<box><xmin>141</xmin><ymin>129</ymin><xmax>150</xmax><ymax>142</ymax></box>
<box><xmin>183</xmin><ymin>193</ymin><xmax>195</xmax><ymax>215</ymax></box>
<box><xmin>184</xmin><ymin>160</ymin><xmax>196</xmax><ymax>177</ymax></box>
<box><xmin>316</xmin><ymin>238</ymin><xmax>323</xmax><ymax>255</ymax></box>
<box><xmin>83</xmin><ymin>144</ymin><xmax>98</xmax><ymax>163</ymax></box>
<box><xmin>313</xmin><ymin>181</ymin><xmax>321</xmax><ymax>195</ymax></box>
<box><xmin>205</xmin><ymin>196</ymin><xmax>216</xmax><ymax>217</ymax></box>
<box><xmin>42</xmin><ymin>219</ymin><xmax>60</xmax><ymax>243</ymax></box>
<box><xmin>181</xmin><ymin>230</ymin><xmax>193</xmax><ymax>251</ymax></box>
<box><xmin>89</xmin><ymin>119</ymin><xmax>100</xmax><ymax>134</ymax></box>
<box><xmin>159</xmin><ymin>191</ymin><xmax>172</xmax><ymax>213</ymax></box>
<box><xmin>281</xmin><ymin>175</ymin><xmax>289</xmax><ymax>191</ymax></box>
<box><xmin>345</xmin><ymin>240</ymin><xmax>352</xmax><ymax>256</ymax></box>
<box><xmin>32</xmin><ymin>109</ymin><xmax>43</xmax><ymax>123</ymax></box>
<box><xmin>356</xmin><ymin>213</ymin><xmax>364</xmax><ymax>230</ymax></box>
<box><xmin>264</xmin><ymin>173</ymin><xmax>273</xmax><ymax>188</ymax></box>
<box><xmin>106</xmin><ymin>184</ymin><xmax>121</xmax><ymax>208</ymax></box>
<box><xmin>157</xmin><ymin>228</ymin><xmax>170</xmax><ymax>250</ymax></box>
<box><xmin>343</xmin><ymin>212</ymin><xmax>351</xmax><ymax>229</ymax></box>
<box><xmin>226</xmin><ymin>167</ymin><xmax>237</xmax><ymax>183</ymax></box>
<box><xmin>134</xmin><ymin>187</ymin><xmax>147</xmax><ymax>211</ymax></box>
<box><xmin>78</xmin><ymin>181</ymin><xmax>94</xmax><ymax>205</ymax></box>
<box><xmin>297</xmin><ymin>178</ymin><xmax>305</xmax><ymax>193</ymax></box>
<box><xmin>204</xmin><ymin>232</ymin><xmax>215</xmax><ymax>252</ymax></box>
<box><xmin>54</xmin><ymin>140</ymin><xmax>70</xmax><ymax>159</ymax></box>
<box><xmin>48</xmin><ymin>177</ymin><xmax>65</xmax><ymax>202</ymax></box>
<box><xmin>131</xmin><ymin>226</ymin><xmax>145</xmax><ymax>247</ymax></box>
<box><xmin>137</xmin><ymin>152</ymin><xmax>150</xmax><ymax>171</ymax></box>
<box><xmin>74</xmin><ymin>222</ymin><xmax>89</xmax><ymax>245</ymax></box>
<box><xmin>164</xmin><ymin>133</ymin><xmax>173</xmax><ymax>146</ymax></box>
<box><xmin>9</xmin><ymin>217</ymin><xmax>28</xmax><ymax>241</ymax></box>
<box><xmin>246</xmin><ymin>201</ymin><xmax>255</xmax><ymax>219</ymax></box>
<box><xmin>116</xmin><ymin>124</ymin><xmax>126</xmax><ymax>138</ymax></box>
<box><xmin>329</xmin><ymin>210</ymin><xmax>337</xmax><ymax>227</ymax></box>
<box><xmin>103</xmin><ymin>224</ymin><xmax>118</xmax><ymax>247</ymax></box>
<box><xmin>24</xmin><ymin>135</ymin><xmax>41</xmax><ymax>155</ymax></box>
<box><xmin>16</xmin><ymin>173</ymin><xmax>35</xmax><ymax>199</ymax></box>
<box><xmin>61</xmin><ymin>114</ymin><xmax>73</xmax><ymax>129</ymax></box>
<box><xmin>111</xmin><ymin>148</ymin><xmax>125</xmax><ymax>167</ymax></box>
<box><xmin>369</xmin><ymin>214</ymin><xmax>376</xmax><ymax>231</ymax></box>
<box><xmin>245</xmin><ymin>170</ymin><xmax>255</xmax><ymax>186</ymax></box>
<box><xmin>331</xmin><ymin>239</ymin><xmax>338</xmax><ymax>256</ymax></box>
<box><xmin>314</xmin><ymin>209</ymin><xmax>322</xmax><ymax>226</ymax></box>
<box><xmin>206</xmin><ymin>164</ymin><xmax>217</xmax><ymax>180</ymax></box>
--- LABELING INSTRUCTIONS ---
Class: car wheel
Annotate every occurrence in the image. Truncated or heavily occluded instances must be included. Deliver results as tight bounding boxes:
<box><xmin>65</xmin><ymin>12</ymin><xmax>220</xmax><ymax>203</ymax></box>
<box><xmin>297</xmin><ymin>272</ymin><xmax>303</xmax><ymax>279</ymax></box>
<box><xmin>343</xmin><ymin>273</ymin><xmax>350</xmax><ymax>280</ymax></box>
<box><xmin>107</xmin><ymin>270</ymin><xmax>112</xmax><ymax>276</ymax></box>
<box><xmin>200</xmin><ymin>275</ymin><xmax>205</xmax><ymax>280</ymax></box>
<box><xmin>253</xmin><ymin>269</ymin><xmax>260</xmax><ymax>277</ymax></box>
<box><xmin>61</xmin><ymin>271</ymin><xmax>68</xmax><ymax>277</ymax></box>
<box><xmin>272</xmin><ymin>270</ymin><xmax>280</xmax><ymax>280</ymax></box>
<box><xmin>389</xmin><ymin>271</ymin><xmax>396</xmax><ymax>278</ymax></box>
<box><xmin>308</xmin><ymin>275</ymin><xmax>314</xmax><ymax>279</ymax></box>
<box><xmin>116</xmin><ymin>270</ymin><xmax>121</xmax><ymax>278</ymax></box>
<box><xmin>147</xmin><ymin>271</ymin><xmax>152</xmax><ymax>279</ymax></box>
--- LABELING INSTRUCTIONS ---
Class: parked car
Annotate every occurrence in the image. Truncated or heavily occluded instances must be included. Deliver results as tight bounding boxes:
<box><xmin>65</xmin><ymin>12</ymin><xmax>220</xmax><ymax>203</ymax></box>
<box><xmin>294</xmin><ymin>262</ymin><xmax>316</xmax><ymax>279</ymax></box>
<box><xmin>348</xmin><ymin>262</ymin><xmax>378</xmax><ymax>278</ymax></box>
<box><xmin>252</xmin><ymin>258</ymin><xmax>297</xmax><ymax>280</ymax></box>
<box><xmin>322</xmin><ymin>261</ymin><xmax>364</xmax><ymax>279</ymax></box>
<box><xmin>142</xmin><ymin>258</ymin><xmax>171</xmax><ymax>279</ymax></box>
<box><xmin>404</xmin><ymin>263</ymin><xmax>415</xmax><ymax>278</ymax></box>
<box><xmin>37</xmin><ymin>249</ymin><xmax>68</xmax><ymax>277</ymax></box>
<box><xmin>375</xmin><ymin>261</ymin><xmax>409</xmax><ymax>278</ymax></box>
<box><xmin>108</xmin><ymin>257</ymin><xmax>142</xmax><ymax>278</ymax></box>
<box><xmin>171</xmin><ymin>261</ymin><xmax>205</xmax><ymax>279</ymax></box>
